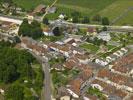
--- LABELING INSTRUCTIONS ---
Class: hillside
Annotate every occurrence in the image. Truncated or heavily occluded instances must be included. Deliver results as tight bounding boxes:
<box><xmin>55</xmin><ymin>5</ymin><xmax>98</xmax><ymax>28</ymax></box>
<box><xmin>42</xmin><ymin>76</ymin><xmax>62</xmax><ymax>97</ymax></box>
<box><xmin>13</xmin><ymin>0</ymin><xmax>133</xmax><ymax>25</ymax></box>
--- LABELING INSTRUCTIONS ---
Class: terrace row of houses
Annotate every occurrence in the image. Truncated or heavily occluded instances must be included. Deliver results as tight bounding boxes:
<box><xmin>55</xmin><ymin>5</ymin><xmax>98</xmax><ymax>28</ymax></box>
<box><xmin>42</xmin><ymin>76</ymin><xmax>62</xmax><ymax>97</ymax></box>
<box><xmin>95</xmin><ymin>47</ymin><xmax>128</xmax><ymax>66</ymax></box>
<box><xmin>65</xmin><ymin>54</ymin><xmax>133</xmax><ymax>100</ymax></box>
<box><xmin>21</xmin><ymin>37</ymin><xmax>48</xmax><ymax>56</ymax></box>
<box><xmin>111</xmin><ymin>53</ymin><xmax>133</xmax><ymax>77</ymax></box>
<box><xmin>57</xmin><ymin>46</ymin><xmax>133</xmax><ymax>100</ymax></box>
<box><xmin>87</xmin><ymin>53</ymin><xmax>133</xmax><ymax>100</ymax></box>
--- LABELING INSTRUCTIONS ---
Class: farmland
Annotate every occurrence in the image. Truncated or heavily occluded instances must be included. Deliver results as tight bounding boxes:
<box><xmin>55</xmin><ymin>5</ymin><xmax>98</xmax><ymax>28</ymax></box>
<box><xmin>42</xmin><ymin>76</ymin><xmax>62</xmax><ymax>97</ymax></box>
<box><xmin>13</xmin><ymin>0</ymin><xmax>133</xmax><ymax>25</ymax></box>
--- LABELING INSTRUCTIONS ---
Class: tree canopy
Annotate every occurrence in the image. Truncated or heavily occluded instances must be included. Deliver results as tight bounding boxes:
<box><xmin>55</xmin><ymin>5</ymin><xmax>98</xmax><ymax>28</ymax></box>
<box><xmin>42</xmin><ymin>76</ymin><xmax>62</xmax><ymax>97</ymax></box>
<box><xmin>53</xmin><ymin>27</ymin><xmax>61</xmax><ymax>36</ymax></box>
<box><xmin>43</xmin><ymin>17</ymin><xmax>49</xmax><ymax>25</ymax></box>
<box><xmin>0</xmin><ymin>41</ymin><xmax>36</xmax><ymax>83</ymax></box>
<box><xmin>102</xmin><ymin>17</ymin><xmax>110</xmax><ymax>25</ymax></box>
<box><xmin>5</xmin><ymin>84</ymin><xmax>24</xmax><ymax>100</ymax></box>
<box><xmin>18</xmin><ymin>19</ymin><xmax>43</xmax><ymax>39</ymax></box>
<box><xmin>82</xmin><ymin>16</ymin><xmax>90</xmax><ymax>24</ymax></box>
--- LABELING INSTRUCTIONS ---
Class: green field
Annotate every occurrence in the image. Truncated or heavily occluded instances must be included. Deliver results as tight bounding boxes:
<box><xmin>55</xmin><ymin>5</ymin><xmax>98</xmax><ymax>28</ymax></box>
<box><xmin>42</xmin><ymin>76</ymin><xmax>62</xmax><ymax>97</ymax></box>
<box><xmin>13</xmin><ymin>0</ymin><xmax>133</xmax><ymax>25</ymax></box>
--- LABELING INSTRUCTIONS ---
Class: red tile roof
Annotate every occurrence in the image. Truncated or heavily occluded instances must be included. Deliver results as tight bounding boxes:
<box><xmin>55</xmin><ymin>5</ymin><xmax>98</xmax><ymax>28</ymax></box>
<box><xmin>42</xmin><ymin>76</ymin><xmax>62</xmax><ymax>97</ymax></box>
<box><xmin>112</xmin><ymin>53</ymin><xmax>133</xmax><ymax>74</ymax></box>
<box><xmin>69</xmin><ymin>78</ymin><xmax>83</xmax><ymax>95</ymax></box>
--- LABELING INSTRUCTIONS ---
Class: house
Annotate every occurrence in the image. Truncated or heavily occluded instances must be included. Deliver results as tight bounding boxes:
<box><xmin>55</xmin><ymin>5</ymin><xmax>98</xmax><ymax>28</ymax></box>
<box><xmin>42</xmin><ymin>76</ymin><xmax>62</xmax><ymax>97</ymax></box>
<box><xmin>43</xmin><ymin>31</ymin><xmax>53</xmax><ymax>36</ymax></box>
<box><xmin>78</xmin><ymin>64</ymin><xmax>93</xmax><ymax>81</ymax></box>
<box><xmin>59</xmin><ymin>44</ymin><xmax>71</xmax><ymax>57</ymax></box>
<box><xmin>47</xmin><ymin>6</ymin><xmax>57</xmax><ymax>14</ymax></box>
<box><xmin>63</xmin><ymin>58</ymin><xmax>78</xmax><ymax>69</ymax></box>
<box><xmin>0</xmin><ymin>21</ymin><xmax>18</xmax><ymax>34</ymax></box>
<box><xmin>83</xmin><ymin>94</ymin><xmax>98</xmax><ymax>100</ymax></box>
<box><xmin>97</xmin><ymin>32</ymin><xmax>111</xmax><ymax>41</ymax></box>
<box><xmin>87</xmin><ymin>27</ymin><xmax>97</xmax><ymax>36</ymax></box>
<box><xmin>95</xmin><ymin>59</ymin><xmax>108</xmax><ymax>66</ymax></box>
<box><xmin>71</xmin><ymin>46</ymin><xmax>85</xmax><ymax>55</ymax></box>
<box><xmin>0</xmin><ymin>89</ymin><xmax>4</xmax><ymax>95</ymax></box>
<box><xmin>33</xmin><ymin>4</ymin><xmax>46</xmax><ymax>14</ymax></box>
<box><xmin>43</xmin><ymin>27</ymin><xmax>53</xmax><ymax>36</ymax></box>
<box><xmin>91</xmin><ymin>79</ymin><xmax>128</xmax><ymax>99</ymax></box>
<box><xmin>58</xmin><ymin>14</ymin><xmax>66</xmax><ymax>19</ymax></box>
<box><xmin>26</xmin><ymin>13</ymin><xmax>34</xmax><ymax>20</ymax></box>
<box><xmin>49</xmin><ymin>43</ymin><xmax>71</xmax><ymax>57</ymax></box>
<box><xmin>51</xmin><ymin>63</ymin><xmax>65</xmax><ymax>71</ymax></box>
<box><xmin>91</xmin><ymin>84</ymin><xmax>103</xmax><ymax>91</ymax></box>
<box><xmin>67</xmin><ymin>78</ymin><xmax>84</xmax><ymax>98</ymax></box>
<box><xmin>49</xmin><ymin>42</ymin><xmax>60</xmax><ymax>52</ymax></box>
<box><xmin>21</xmin><ymin>37</ymin><xmax>48</xmax><ymax>55</ymax></box>
<box><xmin>112</xmin><ymin>53</ymin><xmax>133</xmax><ymax>76</ymax></box>
<box><xmin>74</xmin><ymin>53</ymin><xmax>90</xmax><ymax>64</ymax></box>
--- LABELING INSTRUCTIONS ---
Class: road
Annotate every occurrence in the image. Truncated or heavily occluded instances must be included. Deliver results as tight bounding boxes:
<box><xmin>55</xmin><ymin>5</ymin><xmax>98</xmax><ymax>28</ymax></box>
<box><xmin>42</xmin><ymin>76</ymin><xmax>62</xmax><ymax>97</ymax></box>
<box><xmin>0</xmin><ymin>14</ymin><xmax>133</xmax><ymax>32</ymax></box>
<box><xmin>50</xmin><ymin>20</ymin><xmax>133</xmax><ymax>32</ymax></box>
<box><xmin>25</xmin><ymin>50</ymin><xmax>51</xmax><ymax>100</ymax></box>
<box><xmin>0</xmin><ymin>15</ymin><xmax>23</xmax><ymax>25</ymax></box>
<box><xmin>42</xmin><ymin>62</ymin><xmax>51</xmax><ymax>100</ymax></box>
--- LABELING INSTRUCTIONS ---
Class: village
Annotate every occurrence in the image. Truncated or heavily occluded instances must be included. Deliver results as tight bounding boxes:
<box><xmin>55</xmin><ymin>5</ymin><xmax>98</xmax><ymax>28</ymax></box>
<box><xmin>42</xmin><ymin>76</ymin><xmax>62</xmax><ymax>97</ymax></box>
<box><xmin>0</xmin><ymin>1</ymin><xmax>133</xmax><ymax>100</ymax></box>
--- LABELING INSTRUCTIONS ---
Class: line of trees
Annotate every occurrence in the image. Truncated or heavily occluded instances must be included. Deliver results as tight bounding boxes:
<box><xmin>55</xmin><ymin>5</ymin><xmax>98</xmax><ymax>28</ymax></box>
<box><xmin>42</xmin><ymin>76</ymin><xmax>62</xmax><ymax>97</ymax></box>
<box><xmin>70</xmin><ymin>11</ymin><xmax>109</xmax><ymax>25</ymax></box>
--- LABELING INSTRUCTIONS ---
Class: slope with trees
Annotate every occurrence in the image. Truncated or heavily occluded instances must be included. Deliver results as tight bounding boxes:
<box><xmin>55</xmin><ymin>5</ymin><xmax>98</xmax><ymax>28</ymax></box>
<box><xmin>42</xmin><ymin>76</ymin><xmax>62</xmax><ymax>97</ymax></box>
<box><xmin>0</xmin><ymin>41</ymin><xmax>43</xmax><ymax>100</ymax></box>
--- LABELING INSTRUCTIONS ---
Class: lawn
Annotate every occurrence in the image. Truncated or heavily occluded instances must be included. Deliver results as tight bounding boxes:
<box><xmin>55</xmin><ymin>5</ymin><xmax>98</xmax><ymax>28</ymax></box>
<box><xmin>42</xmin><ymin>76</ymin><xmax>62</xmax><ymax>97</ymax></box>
<box><xmin>80</xmin><ymin>43</ymin><xmax>99</xmax><ymax>53</ymax></box>
<box><xmin>13</xmin><ymin>0</ymin><xmax>46</xmax><ymax>11</ymax></box>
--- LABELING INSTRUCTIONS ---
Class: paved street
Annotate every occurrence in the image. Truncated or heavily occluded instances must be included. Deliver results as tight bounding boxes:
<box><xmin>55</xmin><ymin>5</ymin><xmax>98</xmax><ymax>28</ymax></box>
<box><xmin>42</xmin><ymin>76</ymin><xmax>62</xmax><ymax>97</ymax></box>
<box><xmin>42</xmin><ymin>62</ymin><xmax>51</xmax><ymax>100</ymax></box>
<box><xmin>25</xmin><ymin>50</ymin><xmax>51</xmax><ymax>100</ymax></box>
<box><xmin>0</xmin><ymin>14</ymin><xmax>133</xmax><ymax>32</ymax></box>
<box><xmin>50</xmin><ymin>20</ymin><xmax>133</xmax><ymax>32</ymax></box>
<box><xmin>0</xmin><ymin>16</ymin><xmax>22</xmax><ymax>25</ymax></box>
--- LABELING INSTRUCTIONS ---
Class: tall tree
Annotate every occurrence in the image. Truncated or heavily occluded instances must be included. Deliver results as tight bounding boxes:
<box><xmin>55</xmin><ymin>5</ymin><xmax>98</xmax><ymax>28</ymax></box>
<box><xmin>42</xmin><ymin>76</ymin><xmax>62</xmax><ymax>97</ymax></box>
<box><xmin>102</xmin><ymin>17</ymin><xmax>109</xmax><ymax>25</ymax></box>
<box><xmin>72</xmin><ymin>16</ymin><xmax>79</xmax><ymax>23</ymax></box>
<box><xmin>18</xmin><ymin>19</ymin><xmax>43</xmax><ymax>39</ymax></box>
<box><xmin>43</xmin><ymin>17</ymin><xmax>49</xmax><ymax>25</ymax></box>
<box><xmin>53</xmin><ymin>27</ymin><xmax>61</xmax><ymax>36</ymax></box>
<box><xmin>92</xmin><ymin>14</ymin><xmax>102</xmax><ymax>22</ymax></box>
<box><xmin>82</xmin><ymin>16</ymin><xmax>90</xmax><ymax>24</ymax></box>
<box><xmin>5</xmin><ymin>84</ymin><xmax>24</xmax><ymax>100</ymax></box>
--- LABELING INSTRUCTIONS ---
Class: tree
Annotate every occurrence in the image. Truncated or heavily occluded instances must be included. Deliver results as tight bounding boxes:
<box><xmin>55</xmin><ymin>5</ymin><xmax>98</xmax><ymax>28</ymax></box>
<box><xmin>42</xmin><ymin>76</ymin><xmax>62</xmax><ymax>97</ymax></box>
<box><xmin>5</xmin><ymin>84</ymin><xmax>24</xmax><ymax>100</ymax></box>
<box><xmin>102</xmin><ymin>26</ymin><xmax>107</xmax><ymax>31</ymax></box>
<box><xmin>102</xmin><ymin>17</ymin><xmax>109</xmax><ymax>25</ymax></box>
<box><xmin>71</xmin><ymin>11</ymin><xmax>81</xmax><ymax>18</ymax></box>
<box><xmin>0</xmin><ymin>41</ymin><xmax>36</xmax><ymax>83</ymax></box>
<box><xmin>53</xmin><ymin>27</ymin><xmax>61</xmax><ymax>36</ymax></box>
<box><xmin>18</xmin><ymin>19</ymin><xmax>43</xmax><ymax>39</ymax></box>
<box><xmin>18</xmin><ymin>19</ymin><xmax>30</xmax><ymax>36</ymax></box>
<box><xmin>71</xmin><ymin>11</ymin><xmax>80</xmax><ymax>23</ymax></box>
<box><xmin>30</xmin><ymin>20</ymin><xmax>43</xmax><ymax>39</ymax></box>
<box><xmin>82</xmin><ymin>17</ymin><xmax>90</xmax><ymax>24</ymax></box>
<box><xmin>43</xmin><ymin>17</ymin><xmax>49</xmax><ymax>25</ymax></box>
<box><xmin>72</xmin><ymin>16</ymin><xmax>79</xmax><ymax>23</ymax></box>
<box><xmin>92</xmin><ymin>14</ymin><xmax>102</xmax><ymax>22</ymax></box>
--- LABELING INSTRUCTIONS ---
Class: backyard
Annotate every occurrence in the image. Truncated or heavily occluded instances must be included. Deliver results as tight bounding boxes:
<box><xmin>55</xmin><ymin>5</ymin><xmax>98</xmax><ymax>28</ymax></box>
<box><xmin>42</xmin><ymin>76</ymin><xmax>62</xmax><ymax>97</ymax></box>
<box><xmin>80</xmin><ymin>43</ymin><xmax>99</xmax><ymax>53</ymax></box>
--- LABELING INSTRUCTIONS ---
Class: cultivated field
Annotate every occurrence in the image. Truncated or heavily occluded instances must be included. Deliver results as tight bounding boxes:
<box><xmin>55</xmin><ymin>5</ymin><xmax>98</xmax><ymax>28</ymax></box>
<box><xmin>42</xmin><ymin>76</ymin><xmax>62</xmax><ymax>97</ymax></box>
<box><xmin>13</xmin><ymin>0</ymin><xmax>133</xmax><ymax>25</ymax></box>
